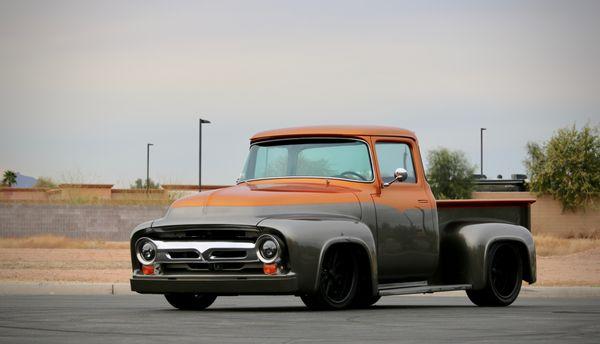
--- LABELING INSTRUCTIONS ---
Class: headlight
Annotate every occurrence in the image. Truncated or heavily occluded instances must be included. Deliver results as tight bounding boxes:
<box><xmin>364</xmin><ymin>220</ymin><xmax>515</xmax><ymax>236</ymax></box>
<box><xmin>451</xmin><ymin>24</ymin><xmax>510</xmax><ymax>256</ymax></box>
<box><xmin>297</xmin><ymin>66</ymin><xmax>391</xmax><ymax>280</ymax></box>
<box><xmin>135</xmin><ymin>238</ymin><xmax>157</xmax><ymax>265</ymax></box>
<box><xmin>256</xmin><ymin>234</ymin><xmax>281</xmax><ymax>264</ymax></box>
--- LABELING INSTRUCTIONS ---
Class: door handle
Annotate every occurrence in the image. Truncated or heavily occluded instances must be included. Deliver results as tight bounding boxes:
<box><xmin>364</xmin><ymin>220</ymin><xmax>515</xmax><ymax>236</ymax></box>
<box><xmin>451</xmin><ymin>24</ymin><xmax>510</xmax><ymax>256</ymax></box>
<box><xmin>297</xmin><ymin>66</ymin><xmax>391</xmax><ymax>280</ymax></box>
<box><xmin>417</xmin><ymin>199</ymin><xmax>429</xmax><ymax>204</ymax></box>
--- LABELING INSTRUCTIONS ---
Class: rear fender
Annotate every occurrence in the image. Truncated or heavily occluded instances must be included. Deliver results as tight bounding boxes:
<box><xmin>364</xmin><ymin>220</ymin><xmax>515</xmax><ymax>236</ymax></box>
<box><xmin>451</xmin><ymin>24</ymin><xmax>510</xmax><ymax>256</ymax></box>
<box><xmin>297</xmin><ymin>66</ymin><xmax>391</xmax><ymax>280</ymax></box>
<box><xmin>435</xmin><ymin>222</ymin><xmax>536</xmax><ymax>289</ymax></box>
<box><xmin>258</xmin><ymin>216</ymin><xmax>377</xmax><ymax>295</ymax></box>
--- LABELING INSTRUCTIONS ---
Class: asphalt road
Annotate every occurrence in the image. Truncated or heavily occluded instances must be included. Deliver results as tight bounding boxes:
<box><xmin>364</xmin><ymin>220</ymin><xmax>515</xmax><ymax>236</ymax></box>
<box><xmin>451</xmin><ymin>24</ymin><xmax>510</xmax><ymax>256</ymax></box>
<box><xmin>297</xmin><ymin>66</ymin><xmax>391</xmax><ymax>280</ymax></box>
<box><xmin>0</xmin><ymin>294</ymin><xmax>599</xmax><ymax>344</ymax></box>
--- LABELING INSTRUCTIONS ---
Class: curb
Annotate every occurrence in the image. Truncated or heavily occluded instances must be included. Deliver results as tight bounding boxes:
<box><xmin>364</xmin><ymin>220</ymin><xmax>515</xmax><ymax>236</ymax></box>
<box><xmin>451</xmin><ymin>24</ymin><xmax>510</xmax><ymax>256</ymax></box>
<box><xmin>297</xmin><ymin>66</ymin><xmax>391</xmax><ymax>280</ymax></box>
<box><xmin>0</xmin><ymin>283</ymin><xmax>135</xmax><ymax>296</ymax></box>
<box><xmin>520</xmin><ymin>286</ymin><xmax>600</xmax><ymax>298</ymax></box>
<box><xmin>0</xmin><ymin>283</ymin><xmax>599</xmax><ymax>298</ymax></box>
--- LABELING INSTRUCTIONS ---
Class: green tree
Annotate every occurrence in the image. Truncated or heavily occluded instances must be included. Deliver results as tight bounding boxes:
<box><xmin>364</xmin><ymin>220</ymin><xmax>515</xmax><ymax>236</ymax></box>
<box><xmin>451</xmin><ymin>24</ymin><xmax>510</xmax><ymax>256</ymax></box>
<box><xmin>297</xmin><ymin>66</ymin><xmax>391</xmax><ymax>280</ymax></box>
<box><xmin>34</xmin><ymin>177</ymin><xmax>58</xmax><ymax>188</ymax></box>
<box><xmin>524</xmin><ymin>123</ymin><xmax>599</xmax><ymax>211</ymax></box>
<box><xmin>2</xmin><ymin>170</ymin><xmax>17</xmax><ymax>187</ymax></box>
<box><xmin>130</xmin><ymin>178</ymin><xmax>160</xmax><ymax>189</ymax></box>
<box><xmin>426</xmin><ymin>148</ymin><xmax>476</xmax><ymax>199</ymax></box>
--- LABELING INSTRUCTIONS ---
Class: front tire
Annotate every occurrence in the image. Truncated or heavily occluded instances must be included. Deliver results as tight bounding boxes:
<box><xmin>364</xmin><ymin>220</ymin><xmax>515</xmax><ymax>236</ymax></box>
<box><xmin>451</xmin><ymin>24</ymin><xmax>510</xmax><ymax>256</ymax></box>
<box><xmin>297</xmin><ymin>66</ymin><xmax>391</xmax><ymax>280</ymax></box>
<box><xmin>164</xmin><ymin>293</ymin><xmax>217</xmax><ymax>310</ymax></box>
<box><xmin>301</xmin><ymin>247</ymin><xmax>359</xmax><ymax>310</ymax></box>
<box><xmin>467</xmin><ymin>243</ymin><xmax>523</xmax><ymax>307</ymax></box>
<box><xmin>352</xmin><ymin>294</ymin><xmax>381</xmax><ymax>309</ymax></box>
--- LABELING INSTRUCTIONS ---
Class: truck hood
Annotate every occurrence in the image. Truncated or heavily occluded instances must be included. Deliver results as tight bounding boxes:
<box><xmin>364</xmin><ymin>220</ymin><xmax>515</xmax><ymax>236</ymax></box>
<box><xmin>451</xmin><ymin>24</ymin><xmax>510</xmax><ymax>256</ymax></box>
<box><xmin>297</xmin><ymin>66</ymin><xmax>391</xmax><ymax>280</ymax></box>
<box><xmin>152</xmin><ymin>182</ymin><xmax>363</xmax><ymax>228</ymax></box>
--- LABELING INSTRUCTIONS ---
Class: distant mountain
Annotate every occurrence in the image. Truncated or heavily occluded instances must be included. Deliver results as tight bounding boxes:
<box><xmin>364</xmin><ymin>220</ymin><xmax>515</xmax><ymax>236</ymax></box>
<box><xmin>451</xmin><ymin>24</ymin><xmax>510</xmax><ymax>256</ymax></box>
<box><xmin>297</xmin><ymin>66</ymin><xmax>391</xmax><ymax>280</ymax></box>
<box><xmin>15</xmin><ymin>172</ymin><xmax>37</xmax><ymax>188</ymax></box>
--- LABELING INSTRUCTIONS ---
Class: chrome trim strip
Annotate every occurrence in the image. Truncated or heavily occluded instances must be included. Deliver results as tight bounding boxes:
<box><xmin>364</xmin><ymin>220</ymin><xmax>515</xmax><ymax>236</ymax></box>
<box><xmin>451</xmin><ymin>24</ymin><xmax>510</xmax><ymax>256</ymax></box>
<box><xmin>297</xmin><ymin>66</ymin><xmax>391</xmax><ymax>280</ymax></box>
<box><xmin>154</xmin><ymin>240</ymin><xmax>254</xmax><ymax>251</ymax></box>
<box><xmin>378</xmin><ymin>284</ymin><xmax>472</xmax><ymax>296</ymax></box>
<box><xmin>132</xmin><ymin>272</ymin><xmax>297</xmax><ymax>280</ymax></box>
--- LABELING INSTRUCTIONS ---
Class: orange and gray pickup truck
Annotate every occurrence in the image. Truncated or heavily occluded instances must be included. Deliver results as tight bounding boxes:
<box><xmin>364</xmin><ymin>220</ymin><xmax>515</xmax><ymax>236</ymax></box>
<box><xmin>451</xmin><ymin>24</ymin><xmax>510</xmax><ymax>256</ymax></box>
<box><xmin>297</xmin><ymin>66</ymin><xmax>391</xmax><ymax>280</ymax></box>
<box><xmin>130</xmin><ymin>126</ymin><xmax>536</xmax><ymax>310</ymax></box>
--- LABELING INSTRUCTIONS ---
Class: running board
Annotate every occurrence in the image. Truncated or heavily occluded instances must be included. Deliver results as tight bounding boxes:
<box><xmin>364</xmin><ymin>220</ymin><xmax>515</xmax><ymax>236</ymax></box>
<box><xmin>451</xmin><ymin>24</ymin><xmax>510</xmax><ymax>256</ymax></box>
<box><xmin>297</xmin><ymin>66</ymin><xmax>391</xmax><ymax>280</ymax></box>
<box><xmin>378</xmin><ymin>283</ymin><xmax>472</xmax><ymax>296</ymax></box>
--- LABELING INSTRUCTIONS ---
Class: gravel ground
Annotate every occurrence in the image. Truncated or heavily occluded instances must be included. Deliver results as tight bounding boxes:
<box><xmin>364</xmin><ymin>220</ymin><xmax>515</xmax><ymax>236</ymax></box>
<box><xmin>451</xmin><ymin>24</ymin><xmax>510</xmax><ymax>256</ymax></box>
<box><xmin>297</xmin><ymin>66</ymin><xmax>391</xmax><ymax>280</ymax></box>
<box><xmin>0</xmin><ymin>247</ymin><xmax>599</xmax><ymax>286</ymax></box>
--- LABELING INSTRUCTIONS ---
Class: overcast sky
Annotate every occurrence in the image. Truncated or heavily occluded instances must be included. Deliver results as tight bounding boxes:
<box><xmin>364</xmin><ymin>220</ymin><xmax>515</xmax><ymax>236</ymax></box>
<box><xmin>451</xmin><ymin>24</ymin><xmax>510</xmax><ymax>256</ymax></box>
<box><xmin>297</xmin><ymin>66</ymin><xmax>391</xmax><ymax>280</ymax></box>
<box><xmin>1</xmin><ymin>0</ymin><xmax>598</xmax><ymax>186</ymax></box>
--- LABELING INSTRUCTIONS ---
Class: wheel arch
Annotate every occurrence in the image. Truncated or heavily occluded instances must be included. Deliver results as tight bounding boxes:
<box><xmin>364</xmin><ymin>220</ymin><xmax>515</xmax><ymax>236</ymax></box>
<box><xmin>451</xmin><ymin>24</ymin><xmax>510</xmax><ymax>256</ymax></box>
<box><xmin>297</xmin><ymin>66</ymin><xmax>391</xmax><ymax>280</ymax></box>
<box><xmin>258</xmin><ymin>217</ymin><xmax>378</xmax><ymax>295</ymax></box>
<box><xmin>435</xmin><ymin>221</ymin><xmax>536</xmax><ymax>289</ymax></box>
<box><xmin>316</xmin><ymin>238</ymin><xmax>377</xmax><ymax>297</ymax></box>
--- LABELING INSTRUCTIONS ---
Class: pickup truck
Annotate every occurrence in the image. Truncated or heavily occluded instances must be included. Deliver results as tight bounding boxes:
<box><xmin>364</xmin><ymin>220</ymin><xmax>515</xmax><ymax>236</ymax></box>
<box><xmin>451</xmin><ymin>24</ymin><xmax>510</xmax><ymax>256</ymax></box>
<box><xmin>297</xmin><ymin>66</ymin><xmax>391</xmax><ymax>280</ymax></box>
<box><xmin>130</xmin><ymin>125</ymin><xmax>536</xmax><ymax>310</ymax></box>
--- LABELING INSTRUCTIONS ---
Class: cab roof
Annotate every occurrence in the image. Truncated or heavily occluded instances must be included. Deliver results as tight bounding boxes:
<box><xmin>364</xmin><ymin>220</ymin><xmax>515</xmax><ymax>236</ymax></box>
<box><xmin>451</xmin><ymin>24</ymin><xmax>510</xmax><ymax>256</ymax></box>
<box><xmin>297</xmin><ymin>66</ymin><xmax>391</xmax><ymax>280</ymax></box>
<box><xmin>251</xmin><ymin>125</ymin><xmax>416</xmax><ymax>142</ymax></box>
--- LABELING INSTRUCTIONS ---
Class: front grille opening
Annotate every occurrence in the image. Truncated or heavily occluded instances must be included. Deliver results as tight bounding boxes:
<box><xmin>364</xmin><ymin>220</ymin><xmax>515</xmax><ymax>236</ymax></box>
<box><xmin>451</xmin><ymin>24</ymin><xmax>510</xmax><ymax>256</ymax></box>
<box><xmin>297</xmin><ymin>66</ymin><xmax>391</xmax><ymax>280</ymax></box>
<box><xmin>161</xmin><ymin>262</ymin><xmax>263</xmax><ymax>274</ymax></box>
<box><xmin>167</xmin><ymin>251</ymin><xmax>200</xmax><ymax>259</ymax></box>
<box><xmin>186</xmin><ymin>263</ymin><xmax>210</xmax><ymax>270</ymax></box>
<box><xmin>210</xmin><ymin>250</ymin><xmax>247</xmax><ymax>259</ymax></box>
<box><xmin>187</xmin><ymin>263</ymin><xmax>245</xmax><ymax>271</ymax></box>
<box><xmin>152</xmin><ymin>228</ymin><xmax>258</xmax><ymax>241</ymax></box>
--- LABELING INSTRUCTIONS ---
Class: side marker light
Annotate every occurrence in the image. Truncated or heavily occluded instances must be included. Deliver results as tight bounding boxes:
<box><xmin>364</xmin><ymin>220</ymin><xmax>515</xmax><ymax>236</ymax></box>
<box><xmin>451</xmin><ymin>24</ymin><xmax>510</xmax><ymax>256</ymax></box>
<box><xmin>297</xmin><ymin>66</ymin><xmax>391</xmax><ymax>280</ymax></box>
<box><xmin>263</xmin><ymin>263</ymin><xmax>277</xmax><ymax>275</ymax></box>
<box><xmin>142</xmin><ymin>265</ymin><xmax>155</xmax><ymax>275</ymax></box>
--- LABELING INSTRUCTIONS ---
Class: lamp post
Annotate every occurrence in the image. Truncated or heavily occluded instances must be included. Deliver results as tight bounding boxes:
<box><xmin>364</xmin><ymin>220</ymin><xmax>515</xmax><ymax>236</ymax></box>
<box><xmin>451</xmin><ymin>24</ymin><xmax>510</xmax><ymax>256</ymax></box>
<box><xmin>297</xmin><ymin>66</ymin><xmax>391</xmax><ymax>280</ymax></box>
<box><xmin>146</xmin><ymin>143</ymin><xmax>153</xmax><ymax>195</ymax></box>
<box><xmin>199</xmin><ymin>118</ymin><xmax>211</xmax><ymax>192</ymax></box>
<box><xmin>480</xmin><ymin>128</ymin><xmax>486</xmax><ymax>177</ymax></box>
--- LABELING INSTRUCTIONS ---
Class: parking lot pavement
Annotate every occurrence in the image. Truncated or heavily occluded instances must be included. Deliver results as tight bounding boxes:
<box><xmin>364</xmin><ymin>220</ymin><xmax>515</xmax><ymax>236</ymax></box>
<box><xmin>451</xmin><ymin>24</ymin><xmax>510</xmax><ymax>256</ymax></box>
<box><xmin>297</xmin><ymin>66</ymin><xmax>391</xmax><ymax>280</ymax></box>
<box><xmin>0</xmin><ymin>294</ymin><xmax>599</xmax><ymax>344</ymax></box>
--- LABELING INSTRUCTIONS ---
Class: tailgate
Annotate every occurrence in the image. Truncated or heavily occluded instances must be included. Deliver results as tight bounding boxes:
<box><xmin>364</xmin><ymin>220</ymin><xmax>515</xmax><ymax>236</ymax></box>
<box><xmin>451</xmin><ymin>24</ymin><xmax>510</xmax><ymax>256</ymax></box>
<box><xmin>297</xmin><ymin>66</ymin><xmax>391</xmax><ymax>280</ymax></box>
<box><xmin>436</xmin><ymin>199</ymin><xmax>536</xmax><ymax>232</ymax></box>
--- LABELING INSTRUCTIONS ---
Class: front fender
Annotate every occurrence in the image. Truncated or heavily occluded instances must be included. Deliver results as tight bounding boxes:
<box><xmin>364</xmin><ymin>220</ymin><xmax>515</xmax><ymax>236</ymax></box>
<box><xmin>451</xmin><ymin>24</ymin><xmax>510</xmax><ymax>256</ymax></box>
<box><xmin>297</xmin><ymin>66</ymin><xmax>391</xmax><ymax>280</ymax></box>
<box><xmin>435</xmin><ymin>222</ymin><xmax>536</xmax><ymax>289</ymax></box>
<box><xmin>258</xmin><ymin>216</ymin><xmax>377</xmax><ymax>295</ymax></box>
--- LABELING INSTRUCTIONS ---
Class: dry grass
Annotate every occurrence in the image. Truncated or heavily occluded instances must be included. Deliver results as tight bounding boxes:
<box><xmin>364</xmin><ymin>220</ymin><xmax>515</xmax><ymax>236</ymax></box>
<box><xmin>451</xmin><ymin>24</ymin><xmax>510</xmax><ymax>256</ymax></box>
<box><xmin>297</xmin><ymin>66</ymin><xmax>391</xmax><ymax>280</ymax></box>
<box><xmin>0</xmin><ymin>235</ymin><xmax>128</xmax><ymax>249</ymax></box>
<box><xmin>534</xmin><ymin>235</ymin><xmax>600</xmax><ymax>257</ymax></box>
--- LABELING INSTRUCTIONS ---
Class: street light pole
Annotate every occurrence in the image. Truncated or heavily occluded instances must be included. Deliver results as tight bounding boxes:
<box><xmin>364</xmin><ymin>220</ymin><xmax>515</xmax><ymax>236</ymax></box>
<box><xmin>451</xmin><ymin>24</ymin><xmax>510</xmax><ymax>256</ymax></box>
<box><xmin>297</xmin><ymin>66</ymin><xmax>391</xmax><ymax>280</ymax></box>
<box><xmin>480</xmin><ymin>128</ymin><xmax>486</xmax><ymax>177</ymax></box>
<box><xmin>199</xmin><ymin>118</ymin><xmax>211</xmax><ymax>192</ymax></box>
<box><xmin>146</xmin><ymin>143</ymin><xmax>153</xmax><ymax>195</ymax></box>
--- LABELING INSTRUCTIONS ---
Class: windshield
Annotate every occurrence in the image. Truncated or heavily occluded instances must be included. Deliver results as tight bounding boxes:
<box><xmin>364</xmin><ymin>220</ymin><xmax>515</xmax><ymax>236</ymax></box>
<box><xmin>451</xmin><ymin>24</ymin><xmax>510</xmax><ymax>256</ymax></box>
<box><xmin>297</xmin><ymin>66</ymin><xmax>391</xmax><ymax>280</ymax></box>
<box><xmin>240</xmin><ymin>138</ymin><xmax>374</xmax><ymax>182</ymax></box>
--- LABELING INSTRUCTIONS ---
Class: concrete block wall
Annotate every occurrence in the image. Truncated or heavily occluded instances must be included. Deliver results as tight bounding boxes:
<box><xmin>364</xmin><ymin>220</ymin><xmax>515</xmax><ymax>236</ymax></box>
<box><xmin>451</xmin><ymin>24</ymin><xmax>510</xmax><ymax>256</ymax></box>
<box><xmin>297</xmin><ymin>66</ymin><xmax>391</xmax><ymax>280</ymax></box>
<box><xmin>0</xmin><ymin>203</ymin><xmax>168</xmax><ymax>241</ymax></box>
<box><xmin>110</xmin><ymin>189</ymin><xmax>168</xmax><ymax>201</ymax></box>
<box><xmin>58</xmin><ymin>184</ymin><xmax>113</xmax><ymax>200</ymax></box>
<box><xmin>0</xmin><ymin>188</ymin><xmax>50</xmax><ymax>201</ymax></box>
<box><xmin>0</xmin><ymin>184</ymin><xmax>230</xmax><ymax>202</ymax></box>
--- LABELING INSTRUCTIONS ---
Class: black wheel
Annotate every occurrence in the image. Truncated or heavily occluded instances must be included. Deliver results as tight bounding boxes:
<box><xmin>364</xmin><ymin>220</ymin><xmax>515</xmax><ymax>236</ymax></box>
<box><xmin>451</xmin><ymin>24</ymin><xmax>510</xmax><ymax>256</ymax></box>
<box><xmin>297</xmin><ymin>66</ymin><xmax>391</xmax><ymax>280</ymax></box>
<box><xmin>164</xmin><ymin>293</ymin><xmax>217</xmax><ymax>310</ymax></box>
<box><xmin>301</xmin><ymin>247</ymin><xmax>359</xmax><ymax>310</ymax></box>
<box><xmin>467</xmin><ymin>243</ymin><xmax>523</xmax><ymax>307</ymax></box>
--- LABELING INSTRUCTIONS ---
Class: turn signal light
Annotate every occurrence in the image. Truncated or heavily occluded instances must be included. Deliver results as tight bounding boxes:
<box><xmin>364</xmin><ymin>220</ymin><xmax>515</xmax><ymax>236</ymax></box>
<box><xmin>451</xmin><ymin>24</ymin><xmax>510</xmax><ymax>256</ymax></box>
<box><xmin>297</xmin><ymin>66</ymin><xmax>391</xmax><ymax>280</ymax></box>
<box><xmin>263</xmin><ymin>263</ymin><xmax>277</xmax><ymax>275</ymax></box>
<box><xmin>142</xmin><ymin>265</ymin><xmax>155</xmax><ymax>275</ymax></box>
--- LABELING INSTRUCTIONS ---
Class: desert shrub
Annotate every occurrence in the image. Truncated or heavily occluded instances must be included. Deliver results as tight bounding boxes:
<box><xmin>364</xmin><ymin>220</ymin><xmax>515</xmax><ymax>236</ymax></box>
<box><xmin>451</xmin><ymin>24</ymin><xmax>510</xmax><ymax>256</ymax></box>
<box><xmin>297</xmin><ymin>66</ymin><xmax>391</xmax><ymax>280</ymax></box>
<box><xmin>130</xmin><ymin>178</ymin><xmax>160</xmax><ymax>189</ymax></box>
<box><xmin>34</xmin><ymin>177</ymin><xmax>58</xmax><ymax>188</ymax></box>
<box><xmin>525</xmin><ymin>124</ymin><xmax>599</xmax><ymax>211</ymax></box>
<box><xmin>426</xmin><ymin>148</ymin><xmax>475</xmax><ymax>199</ymax></box>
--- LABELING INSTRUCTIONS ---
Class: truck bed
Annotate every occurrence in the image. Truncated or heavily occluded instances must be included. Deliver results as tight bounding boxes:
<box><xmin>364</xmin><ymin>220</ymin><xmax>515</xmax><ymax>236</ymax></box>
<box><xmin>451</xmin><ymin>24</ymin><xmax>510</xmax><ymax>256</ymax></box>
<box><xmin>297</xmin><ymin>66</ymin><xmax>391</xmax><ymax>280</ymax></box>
<box><xmin>436</xmin><ymin>198</ymin><xmax>536</xmax><ymax>232</ymax></box>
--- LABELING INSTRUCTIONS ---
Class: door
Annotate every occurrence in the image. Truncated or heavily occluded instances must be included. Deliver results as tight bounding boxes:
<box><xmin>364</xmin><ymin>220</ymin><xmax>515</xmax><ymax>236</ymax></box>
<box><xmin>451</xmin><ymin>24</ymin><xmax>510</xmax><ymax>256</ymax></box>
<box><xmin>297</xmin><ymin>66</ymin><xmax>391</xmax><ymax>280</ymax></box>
<box><xmin>371</xmin><ymin>138</ymin><xmax>438</xmax><ymax>282</ymax></box>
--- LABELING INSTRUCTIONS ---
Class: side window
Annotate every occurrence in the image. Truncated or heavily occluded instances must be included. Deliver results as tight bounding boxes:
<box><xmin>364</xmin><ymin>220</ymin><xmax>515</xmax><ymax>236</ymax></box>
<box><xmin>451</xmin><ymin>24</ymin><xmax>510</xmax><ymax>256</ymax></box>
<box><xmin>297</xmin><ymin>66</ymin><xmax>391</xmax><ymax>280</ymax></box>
<box><xmin>375</xmin><ymin>142</ymin><xmax>417</xmax><ymax>183</ymax></box>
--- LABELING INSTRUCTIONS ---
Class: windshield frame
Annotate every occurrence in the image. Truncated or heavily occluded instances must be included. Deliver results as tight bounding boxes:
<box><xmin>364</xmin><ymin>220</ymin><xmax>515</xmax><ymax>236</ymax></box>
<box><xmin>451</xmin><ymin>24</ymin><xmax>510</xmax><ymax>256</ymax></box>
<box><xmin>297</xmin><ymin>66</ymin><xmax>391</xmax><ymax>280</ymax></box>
<box><xmin>238</xmin><ymin>137</ymin><xmax>376</xmax><ymax>184</ymax></box>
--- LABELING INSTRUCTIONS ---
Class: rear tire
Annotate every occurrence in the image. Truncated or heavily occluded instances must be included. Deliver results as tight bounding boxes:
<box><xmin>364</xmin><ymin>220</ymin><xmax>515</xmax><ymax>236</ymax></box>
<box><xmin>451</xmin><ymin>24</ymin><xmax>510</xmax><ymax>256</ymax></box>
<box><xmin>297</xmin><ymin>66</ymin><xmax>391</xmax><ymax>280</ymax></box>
<box><xmin>301</xmin><ymin>247</ymin><xmax>359</xmax><ymax>310</ymax></box>
<box><xmin>467</xmin><ymin>243</ymin><xmax>523</xmax><ymax>307</ymax></box>
<box><xmin>164</xmin><ymin>293</ymin><xmax>217</xmax><ymax>310</ymax></box>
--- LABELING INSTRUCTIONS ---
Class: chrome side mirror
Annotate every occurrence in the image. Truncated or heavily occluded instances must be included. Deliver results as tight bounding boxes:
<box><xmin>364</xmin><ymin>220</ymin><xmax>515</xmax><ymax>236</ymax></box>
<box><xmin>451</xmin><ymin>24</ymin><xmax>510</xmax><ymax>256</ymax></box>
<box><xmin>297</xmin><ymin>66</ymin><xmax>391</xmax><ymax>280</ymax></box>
<box><xmin>383</xmin><ymin>168</ymin><xmax>408</xmax><ymax>187</ymax></box>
